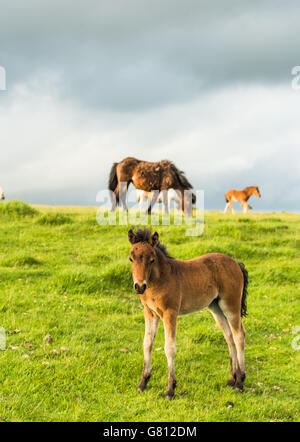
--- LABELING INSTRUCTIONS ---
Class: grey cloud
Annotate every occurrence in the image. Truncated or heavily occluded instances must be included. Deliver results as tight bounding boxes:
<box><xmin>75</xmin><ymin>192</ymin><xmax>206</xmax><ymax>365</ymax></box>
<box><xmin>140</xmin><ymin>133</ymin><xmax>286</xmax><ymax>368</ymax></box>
<box><xmin>1</xmin><ymin>1</ymin><xmax>299</xmax><ymax>212</ymax></box>
<box><xmin>1</xmin><ymin>0</ymin><xmax>300</xmax><ymax>110</ymax></box>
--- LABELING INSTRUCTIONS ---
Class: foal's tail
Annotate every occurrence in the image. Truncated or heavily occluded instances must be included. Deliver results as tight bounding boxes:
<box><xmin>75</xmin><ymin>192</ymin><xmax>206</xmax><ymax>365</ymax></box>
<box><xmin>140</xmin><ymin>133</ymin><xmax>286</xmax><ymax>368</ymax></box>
<box><xmin>238</xmin><ymin>262</ymin><xmax>248</xmax><ymax>317</ymax></box>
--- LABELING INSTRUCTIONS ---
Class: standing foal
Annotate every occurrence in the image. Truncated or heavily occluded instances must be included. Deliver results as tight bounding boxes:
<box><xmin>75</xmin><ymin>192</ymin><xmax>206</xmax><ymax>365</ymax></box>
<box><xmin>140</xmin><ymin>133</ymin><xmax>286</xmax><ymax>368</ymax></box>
<box><xmin>128</xmin><ymin>229</ymin><xmax>248</xmax><ymax>399</ymax></box>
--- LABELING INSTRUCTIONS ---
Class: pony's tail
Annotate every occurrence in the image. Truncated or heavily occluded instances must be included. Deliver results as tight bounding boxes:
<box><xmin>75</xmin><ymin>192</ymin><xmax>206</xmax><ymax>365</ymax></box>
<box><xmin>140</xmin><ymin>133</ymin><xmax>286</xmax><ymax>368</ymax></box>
<box><xmin>108</xmin><ymin>162</ymin><xmax>118</xmax><ymax>192</ymax></box>
<box><xmin>170</xmin><ymin>163</ymin><xmax>193</xmax><ymax>190</ymax></box>
<box><xmin>238</xmin><ymin>262</ymin><xmax>248</xmax><ymax>317</ymax></box>
<box><xmin>108</xmin><ymin>162</ymin><xmax>119</xmax><ymax>204</ymax></box>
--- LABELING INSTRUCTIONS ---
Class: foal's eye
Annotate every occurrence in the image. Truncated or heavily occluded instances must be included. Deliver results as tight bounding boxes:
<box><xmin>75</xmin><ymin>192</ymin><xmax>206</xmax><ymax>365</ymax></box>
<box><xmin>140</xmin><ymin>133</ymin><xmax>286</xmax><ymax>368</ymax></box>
<box><xmin>129</xmin><ymin>257</ymin><xmax>133</xmax><ymax>262</ymax></box>
<box><xmin>150</xmin><ymin>258</ymin><xmax>155</xmax><ymax>264</ymax></box>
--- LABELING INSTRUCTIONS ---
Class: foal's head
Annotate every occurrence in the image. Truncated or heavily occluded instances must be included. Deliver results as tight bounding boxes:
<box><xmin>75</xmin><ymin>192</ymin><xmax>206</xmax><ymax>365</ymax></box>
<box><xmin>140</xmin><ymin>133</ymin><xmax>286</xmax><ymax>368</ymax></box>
<box><xmin>128</xmin><ymin>229</ymin><xmax>159</xmax><ymax>294</ymax></box>
<box><xmin>253</xmin><ymin>186</ymin><xmax>261</xmax><ymax>198</ymax></box>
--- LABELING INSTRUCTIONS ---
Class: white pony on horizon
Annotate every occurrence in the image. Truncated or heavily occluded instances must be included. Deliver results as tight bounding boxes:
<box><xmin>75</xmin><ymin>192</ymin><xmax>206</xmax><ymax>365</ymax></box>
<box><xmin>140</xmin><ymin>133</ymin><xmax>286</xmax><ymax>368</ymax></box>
<box><xmin>0</xmin><ymin>185</ymin><xmax>5</xmax><ymax>200</ymax></box>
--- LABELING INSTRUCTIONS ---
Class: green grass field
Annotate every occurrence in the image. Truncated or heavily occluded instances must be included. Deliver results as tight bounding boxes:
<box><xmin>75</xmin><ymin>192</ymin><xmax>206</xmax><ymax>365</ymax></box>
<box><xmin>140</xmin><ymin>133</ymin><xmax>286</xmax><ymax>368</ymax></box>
<box><xmin>0</xmin><ymin>201</ymin><xmax>299</xmax><ymax>422</ymax></box>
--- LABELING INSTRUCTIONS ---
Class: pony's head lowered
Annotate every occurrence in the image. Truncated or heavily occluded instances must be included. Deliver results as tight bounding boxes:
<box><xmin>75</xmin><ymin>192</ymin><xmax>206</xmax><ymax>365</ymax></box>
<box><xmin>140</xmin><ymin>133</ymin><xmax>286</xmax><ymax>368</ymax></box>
<box><xmin>0</xmin><ymin>186</ymin><xmax>5</xmax><ymax>200</ymax></box>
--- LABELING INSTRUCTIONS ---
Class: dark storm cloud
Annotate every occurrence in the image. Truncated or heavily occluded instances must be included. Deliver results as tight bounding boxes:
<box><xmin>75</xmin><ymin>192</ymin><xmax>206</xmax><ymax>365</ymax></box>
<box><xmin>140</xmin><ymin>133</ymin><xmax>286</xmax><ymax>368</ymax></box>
<box><xmin>1</xmin><ymin>0</ymin><xmax>300</xmax><ymax>110</ymax></box>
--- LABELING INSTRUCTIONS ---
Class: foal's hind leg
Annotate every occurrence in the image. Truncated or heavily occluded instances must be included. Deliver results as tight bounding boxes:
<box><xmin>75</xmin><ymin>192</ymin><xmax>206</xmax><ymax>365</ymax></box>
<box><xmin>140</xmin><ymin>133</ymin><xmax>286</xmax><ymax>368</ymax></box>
<box><xmin>224</xmin><ymin>202</ymin><xmax>230</xmax><ymax>213</ymax></box>
<box><xmin>209</xmin><ymin>300</ymin><xmax>238</xmax><ymax>387</ymax></box>
<box><xmin>219</xmin><ymin>300</ymin><xmax>246</xmax><ymax>390</ymax></box>
<box><xmin>228</xmin><ymin>317</ymin><xmax>245</xmax><ymax>390</ymax></box>
<box><xmin>138</xmin><ymin>306</ymin><xmax>160</xmax><ymax>392</ymax></box>
<box><xmin>163</xmin><ymin>309</ymin><xmax>178</xmax><ymax>399</ymax></box>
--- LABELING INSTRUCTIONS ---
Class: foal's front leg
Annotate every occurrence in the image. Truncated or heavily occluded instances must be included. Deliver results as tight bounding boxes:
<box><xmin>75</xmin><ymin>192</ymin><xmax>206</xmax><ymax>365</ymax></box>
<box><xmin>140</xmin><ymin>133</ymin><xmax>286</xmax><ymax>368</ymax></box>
<box><xmin>242</xmin><ymin>202</ymin><xmax>248</xmax><ymax>213</ymax></box>
<box><xmin>138</xmin><ymin>306</ymin><xmax>159</xmax><ymax>392</ymax></box>
<box><xmin>163</xmin><ymin>310</ymin><xmax>178</xmax><ymax>399</ymax></box>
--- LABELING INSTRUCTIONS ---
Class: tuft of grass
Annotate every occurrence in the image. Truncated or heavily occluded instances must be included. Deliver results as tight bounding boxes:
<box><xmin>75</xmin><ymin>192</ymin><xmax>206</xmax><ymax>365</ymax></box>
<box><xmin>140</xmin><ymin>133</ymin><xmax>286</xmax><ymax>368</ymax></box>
<box><xmin>0</xmin><ymin>204</ymin><xmax>299</xmax><ymax>422</ymax></box>
<box><xmin>36</xmin><ymin>213</ymin><xmax>73</xmax><ymax>225</ymax></box>
<box><xmin>54</xmin><ymin>269</ymin><xmax>101</xmax><ymax>294</ymax></box>
<box><xmin>1</xmin><ymin>254</ymin><xmax>42</xmax><ymax>267</ymax></box>
<box><xmin>0</xmin><ymin>201</ymin><xmax>39</xmax><ymax>218</ymax></box>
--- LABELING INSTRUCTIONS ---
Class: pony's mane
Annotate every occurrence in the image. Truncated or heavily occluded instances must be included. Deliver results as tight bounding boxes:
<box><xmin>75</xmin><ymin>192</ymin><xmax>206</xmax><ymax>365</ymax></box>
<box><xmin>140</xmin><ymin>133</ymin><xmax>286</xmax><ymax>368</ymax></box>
<box><xmin>132</xmin><ymin>229</ymin><xmax>174</xmax><ymax>259</ymax></box>
<box><xmin>169</xmin><ymin>162</ymin><xmax>193</xmax><ymax>190</ymax></box>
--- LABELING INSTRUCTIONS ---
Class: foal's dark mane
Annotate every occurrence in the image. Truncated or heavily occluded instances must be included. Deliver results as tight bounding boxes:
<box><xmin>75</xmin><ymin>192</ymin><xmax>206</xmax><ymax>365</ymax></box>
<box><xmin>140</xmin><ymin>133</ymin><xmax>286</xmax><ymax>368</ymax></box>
<box><xmin>132</xmin><ymin>229</ymin><xmax>174</xmax><ymax>259</ymax></box>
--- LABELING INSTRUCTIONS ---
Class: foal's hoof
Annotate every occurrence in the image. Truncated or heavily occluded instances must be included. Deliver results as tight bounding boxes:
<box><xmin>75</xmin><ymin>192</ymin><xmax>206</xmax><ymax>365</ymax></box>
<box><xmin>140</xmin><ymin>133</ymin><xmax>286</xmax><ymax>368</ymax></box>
<box><xmin>165</xmin><ymin>391</ymin><xmax>175</xmax><ymax>400</ymax></box>
<box><xmin>137</xmin><ymin>383</ymin><xmax>147</xmax><ymax>393</ymax></box>
<box><xmin>137</xmin><ymin>375</ymin><xmax>150</xmax><ymax>393</ymax></box>
<box><xmin>234</xmin><ymin>374</ymin><xmax>245</xmax><ymax>392</ymax></box>
<box><xmin>227</xmin><ymin>379</ymin><xmax>236</xmax><ymax>388</ymax></box>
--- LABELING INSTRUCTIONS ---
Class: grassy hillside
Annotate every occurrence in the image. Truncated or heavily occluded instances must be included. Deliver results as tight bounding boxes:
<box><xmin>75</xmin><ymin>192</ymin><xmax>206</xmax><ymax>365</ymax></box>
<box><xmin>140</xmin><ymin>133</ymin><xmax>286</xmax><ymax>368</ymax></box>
<box><xmin>0</xmin><ymin>201</ymin><xmax>299</xmax><ymax>422</ymax></box>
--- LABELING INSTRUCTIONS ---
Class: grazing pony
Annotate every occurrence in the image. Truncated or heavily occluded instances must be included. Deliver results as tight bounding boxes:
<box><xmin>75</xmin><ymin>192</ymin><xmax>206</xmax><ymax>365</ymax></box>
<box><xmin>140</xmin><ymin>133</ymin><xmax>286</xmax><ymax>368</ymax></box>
<box><xmin>108</xmin><ymin>157</ymin><xmax>194</xmax><ymax>215</ymax></box>
<box><xmin>128</xmin><ymin>229</ymin><xmax>248</xmax><ymax>399</ymax></box>
<box><xmin>0</xmin><ymin>185</ymin><xmax>5</xmax><ymax>200</ymax></box>
<box><xmin>136</xmin><ymin>188</ymin><xmax>196</xmax><ymax>211</ymax></box>
<box><xmin>224</xmin><ymin>186</ymin><xmax>261</xmax><ymax>214</ymax></box>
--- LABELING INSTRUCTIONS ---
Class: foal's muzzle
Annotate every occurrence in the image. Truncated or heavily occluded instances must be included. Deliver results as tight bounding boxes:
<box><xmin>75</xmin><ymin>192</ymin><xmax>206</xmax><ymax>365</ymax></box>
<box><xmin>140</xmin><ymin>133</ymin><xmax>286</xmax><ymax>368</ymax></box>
<box><xmin>134</xmin><ymin>282</ymin><xmax>147</xmax><ymax>294</ymax></box>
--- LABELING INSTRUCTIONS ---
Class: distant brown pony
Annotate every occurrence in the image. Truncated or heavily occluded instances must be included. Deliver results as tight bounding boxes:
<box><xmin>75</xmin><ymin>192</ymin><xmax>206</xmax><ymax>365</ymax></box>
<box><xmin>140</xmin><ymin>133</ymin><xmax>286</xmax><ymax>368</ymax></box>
<box><xmin>108</xmin><ymin>157</ymin><xmax>195</xmax><ymax>214</ymax></box>
<box><xmin>128</xmin><ymin>228</ymin><xmax>248</xmax><ymax>399</ymax></box>
<box><xmin>224</xmin><ymin>186</ymin><xmax>261</xmax><ymax>214</ymax></box>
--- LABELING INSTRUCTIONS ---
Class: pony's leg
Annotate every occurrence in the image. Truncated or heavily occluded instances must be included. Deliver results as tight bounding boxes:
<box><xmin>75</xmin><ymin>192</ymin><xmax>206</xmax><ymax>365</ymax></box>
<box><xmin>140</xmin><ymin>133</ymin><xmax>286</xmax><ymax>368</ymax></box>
<box><xmin>181</xmin><ymin>190</ymin><xmax>193</xmax><ymax>217</ymax></box>
<box><xmin>163</xmin><ymin>310</ymin><xmax>178</xmax><ymax>399</ymax></box>
<box><xmin>219</xmin><ymin>300</ymin><xmax>246</xmax><ymax>390</ymax></box>
<box><xmin>111</xmin><ymin>183</ymin><xmax>119</xmax><ymax>211</ymax></box>
<box><xmin>162</xmin><ymin>190</ymin><xmax>169</xmax><ymax>215</ymax></box>
<box><xmin>138</xmin><ymin>306</ymin><xmax>160</xmax><ymax>392</ymax></box>
<box><xmin>119</xmin><ymin>181</ymin><xmax>128</xmax><ymax>211</ymax></box>
<box><xmin>147</xmin><ymin>190</ymin><xmax>159</xmax><ymax>214</ymax></box>
<box><xmin>224</xmin><ymin>202</ymin><xmax>230</xmax><ymax>213</ymax></box>
<box><xmin>208</xmin><ymin>300</ymin><xmax>238</xmax><ymax>387</ymax></box>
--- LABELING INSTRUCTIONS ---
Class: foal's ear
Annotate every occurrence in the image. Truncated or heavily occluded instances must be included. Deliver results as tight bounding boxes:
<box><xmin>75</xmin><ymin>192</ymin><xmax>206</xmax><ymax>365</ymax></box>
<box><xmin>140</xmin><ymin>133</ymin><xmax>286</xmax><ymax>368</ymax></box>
<box><xmin>151</xmin><ymin>231</ymin><xmax>159</xmax><ymax>247</ymax></box>
<box><xmin>128</xmin><ymin>229</ymin><xmax>136</xmax><ymax>244</ymax></box>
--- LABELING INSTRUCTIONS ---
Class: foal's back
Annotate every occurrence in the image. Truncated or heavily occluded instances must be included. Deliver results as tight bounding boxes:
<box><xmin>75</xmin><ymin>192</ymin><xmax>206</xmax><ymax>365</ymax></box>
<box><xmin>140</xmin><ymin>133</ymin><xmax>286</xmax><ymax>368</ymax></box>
<box><xmin>172</xmin><ymin>253</ymin><xmax>244</xmax><ymax>315</ymax></box>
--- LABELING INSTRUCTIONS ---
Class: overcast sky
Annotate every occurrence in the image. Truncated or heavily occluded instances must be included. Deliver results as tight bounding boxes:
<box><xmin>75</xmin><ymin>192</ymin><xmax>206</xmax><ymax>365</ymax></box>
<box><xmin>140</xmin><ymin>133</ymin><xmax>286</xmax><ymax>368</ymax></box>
<box><xmin>0</xmin><ymin>0</ymin><xmax>299</xmax><ymax>211</ymax></box>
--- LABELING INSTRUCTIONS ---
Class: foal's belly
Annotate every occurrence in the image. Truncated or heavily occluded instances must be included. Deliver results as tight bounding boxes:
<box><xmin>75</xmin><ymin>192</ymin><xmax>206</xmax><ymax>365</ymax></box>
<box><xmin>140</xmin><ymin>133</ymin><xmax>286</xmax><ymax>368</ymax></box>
<box><xmin>179</xmin><ymin>291</ymin><xmax>218</xmax><ymax>315</ymax></box>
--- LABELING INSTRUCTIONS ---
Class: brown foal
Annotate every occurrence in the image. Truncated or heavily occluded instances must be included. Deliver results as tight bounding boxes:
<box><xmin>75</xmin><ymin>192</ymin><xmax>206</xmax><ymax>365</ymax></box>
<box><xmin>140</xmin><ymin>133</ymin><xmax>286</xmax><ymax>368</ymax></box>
<box><xmin>128</xmin><ymin>229</ymin><xmax>248</xmax><ymax>399</ymax></box>
<box><xmin>224</xmin><ymin>186</ymin><xmax>261</xmax><ymax>214</ymax></box>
